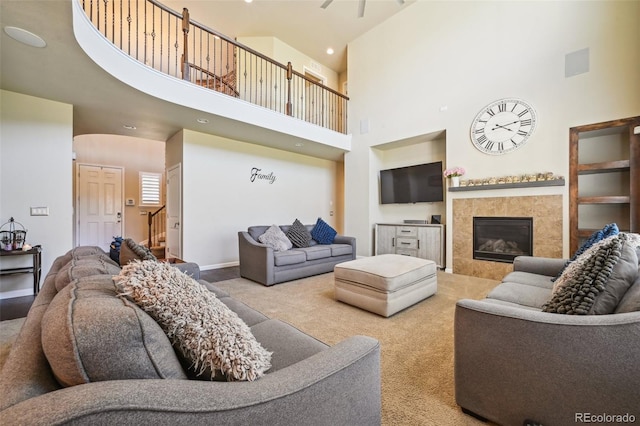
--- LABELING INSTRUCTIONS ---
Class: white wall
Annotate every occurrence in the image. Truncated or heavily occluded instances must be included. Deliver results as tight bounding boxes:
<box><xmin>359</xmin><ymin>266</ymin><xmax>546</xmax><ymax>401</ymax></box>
<box><xmin>0</xmin><ymin>90</ymin><xmax>73</xmax><ymax>298</ymax></box>
<box><xmin>235</xmin><ymin>36</ymin><xmax>340</xmax><ymax>91</ymax></box>
<box><xmin>179</xmin><ymin>129</ymin><xmax>341</xmax><ymax>269</ymax></box>
<box><xmin>346</xmin><ymin>0</ymin><xmax>640</xmax><ymax>267</ymax></box>
<box><xmin>372</xmin><ymin>138</ymin><xmax>446</xmax><ymax>230</ymax></box>
<box><xmin>73</xmin><ymin>134</ymin><xmax>166</xmax><ymax>244</ymax></box>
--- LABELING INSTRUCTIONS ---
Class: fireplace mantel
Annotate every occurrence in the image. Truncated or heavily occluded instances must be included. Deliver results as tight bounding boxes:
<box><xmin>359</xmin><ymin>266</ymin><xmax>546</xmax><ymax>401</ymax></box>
<box><xmin>449</xmin><ymin>178</ymin><xmax>565</xmax><ymax>192</ymax></box>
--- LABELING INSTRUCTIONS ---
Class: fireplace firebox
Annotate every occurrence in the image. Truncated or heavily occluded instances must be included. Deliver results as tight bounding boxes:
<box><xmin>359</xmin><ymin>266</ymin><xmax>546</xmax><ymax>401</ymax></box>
<box><xmin>473</xmin><ymin>217</ymin><xmax>533</xmax><ymax>263</ymax></box>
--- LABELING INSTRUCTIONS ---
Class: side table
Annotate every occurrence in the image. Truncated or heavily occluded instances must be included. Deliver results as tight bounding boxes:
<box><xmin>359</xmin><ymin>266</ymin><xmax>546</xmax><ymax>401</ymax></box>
<box><xmin>0</xmin><ymin>246</ymin><xmax>42</xmax><ymax>295</ymax></box>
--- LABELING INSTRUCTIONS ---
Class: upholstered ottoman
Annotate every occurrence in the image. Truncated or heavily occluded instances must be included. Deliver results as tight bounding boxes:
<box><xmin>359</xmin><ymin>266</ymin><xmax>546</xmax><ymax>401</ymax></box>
<box><xmin>334</xmin><ymin>254</ymin><xmax>437</xmax><ymax>317</ymax></box>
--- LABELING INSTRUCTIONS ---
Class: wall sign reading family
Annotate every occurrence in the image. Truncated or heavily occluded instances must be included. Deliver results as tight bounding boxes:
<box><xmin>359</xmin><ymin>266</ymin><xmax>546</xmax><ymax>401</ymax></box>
<box><xmin>250</xmin><ymin>167</ymin><xmax>277</xmax><ymax>184</ymax></box>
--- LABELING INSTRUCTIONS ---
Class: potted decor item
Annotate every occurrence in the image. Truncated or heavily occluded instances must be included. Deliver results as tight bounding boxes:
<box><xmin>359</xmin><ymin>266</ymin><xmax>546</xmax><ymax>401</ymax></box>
<box><xmin>444</xmin><ymin>167</ymin><xmax>465</xmax><ymax>187</ymax></box>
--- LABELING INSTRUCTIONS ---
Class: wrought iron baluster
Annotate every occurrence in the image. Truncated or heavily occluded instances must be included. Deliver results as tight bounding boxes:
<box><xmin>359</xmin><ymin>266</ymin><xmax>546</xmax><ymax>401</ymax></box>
<box><xmin>79</xmin><ymin>0</ymin><xmax>348</xmax><ymax>133</ymax></box>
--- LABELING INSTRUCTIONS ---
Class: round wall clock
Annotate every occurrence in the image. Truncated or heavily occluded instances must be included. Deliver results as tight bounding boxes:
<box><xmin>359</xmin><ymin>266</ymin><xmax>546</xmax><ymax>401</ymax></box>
<box><xmin>470</xmin><ymin>98</ymin><xmax>537</xmax><ymax>155</ymax></box>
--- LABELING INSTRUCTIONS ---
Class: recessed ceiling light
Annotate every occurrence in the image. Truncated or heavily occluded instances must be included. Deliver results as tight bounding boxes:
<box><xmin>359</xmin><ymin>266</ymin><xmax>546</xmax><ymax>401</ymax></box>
<box><xmin>244</xmin><ymin>0</ymin><xmax>253</xmax><ymax>3</ymax></box>
<box><xmin>4</xmin><ymin>26</ymin><xmax>46</xmax><ymax>48</ymax></box>
<box><xmin>123</xmin><ymin>124</ymin><xmax>137</xmax><ymax>130</ymax></box>
<box><xmin>326</xmin><ymin>48</ymin><xmax>334</xmax><ymax>55</ymax></box>
<box><xmin>196</xmin><ymin>118</ymin><xmax>210</xmax><ymax>124</ymax></box>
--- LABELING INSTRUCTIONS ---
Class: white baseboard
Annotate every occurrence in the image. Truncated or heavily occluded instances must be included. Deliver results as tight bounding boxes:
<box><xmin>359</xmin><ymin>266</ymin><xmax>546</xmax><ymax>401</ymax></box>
<box><xmin>0</xmin><ymin>288</ymin><xmax>34</xmax><ymax>300</ymax></box>
<box><xmin>199</xmin><ymin>261</ymin><xmax>239</xmax><ymax>271</ymax></box>
<box><xmin>445</xmin><ymin>268</ymin><xmax>453</xmax><ymax>274</ymax></box>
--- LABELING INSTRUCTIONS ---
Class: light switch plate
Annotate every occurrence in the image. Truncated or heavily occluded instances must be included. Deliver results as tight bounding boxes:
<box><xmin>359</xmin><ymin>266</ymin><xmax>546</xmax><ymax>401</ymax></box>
<box><xmin>30</xmin><ymin>206</ymin><xmax>49</xmax><ymax>216</ymax></box>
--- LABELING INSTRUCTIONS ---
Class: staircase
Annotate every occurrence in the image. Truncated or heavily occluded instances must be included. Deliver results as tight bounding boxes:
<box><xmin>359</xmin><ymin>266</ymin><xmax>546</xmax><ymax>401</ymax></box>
<box><xmin>148</xmin><ymin>206</ymin><xmax>166</xmax><ymax>259</ymax></box>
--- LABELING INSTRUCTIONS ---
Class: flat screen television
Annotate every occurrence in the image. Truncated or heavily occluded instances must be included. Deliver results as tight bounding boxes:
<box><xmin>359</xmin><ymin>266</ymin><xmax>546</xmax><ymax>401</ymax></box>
<box><xmin>380</xmin><ymin>161</ymin><xmax>444</xmax><ymax>204</ymax></box>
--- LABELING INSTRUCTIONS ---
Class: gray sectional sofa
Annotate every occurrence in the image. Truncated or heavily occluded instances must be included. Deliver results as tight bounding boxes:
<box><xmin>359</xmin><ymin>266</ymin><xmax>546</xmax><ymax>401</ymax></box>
<box><xmin>0</xmin><ymin>246</ymin><xmax>381</xmax><ymax>425</ymax></box>
<box><xmin>238</xmin><ymin>224</ymin><xmax>356</xmax><ymax>286</ymax></box>
<box><xmin>454</xmin><ymin>253</ymin><xmax>640</xmax><ymax>426</ymax></box>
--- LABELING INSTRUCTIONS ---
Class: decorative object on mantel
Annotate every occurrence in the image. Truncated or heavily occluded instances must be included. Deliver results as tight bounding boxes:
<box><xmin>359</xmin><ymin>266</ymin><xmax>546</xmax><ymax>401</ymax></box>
<box><xmin>0</xmin><ymin>217</ymin><xmax>27</xmax><ymax>251</ymax></box>
<box><xmin>443</xmin><ymin>167</ymin><xmax>465</xmax><ymax>188</ymax></box>
<box><xmin>460</xmin><ymin>172</ymin><xmax>562</xmax><ymax>188</ymax></box>
<box><xmin>451</xmin><ymin>176</ymin><xmax>565</xmax><ymax>192</ymax></box>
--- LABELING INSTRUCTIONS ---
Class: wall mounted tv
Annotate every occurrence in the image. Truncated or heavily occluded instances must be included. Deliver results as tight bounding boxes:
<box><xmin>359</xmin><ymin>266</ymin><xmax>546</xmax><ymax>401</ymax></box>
<box><xmin>380</xmin><ymin>161</ymin><xmax>444</xmax><ymax>204</ymax></box>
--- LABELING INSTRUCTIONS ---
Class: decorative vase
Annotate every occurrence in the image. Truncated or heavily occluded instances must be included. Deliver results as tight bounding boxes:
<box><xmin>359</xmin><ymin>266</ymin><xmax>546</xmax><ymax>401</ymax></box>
<box><xmin>451</xmin><ymin>176</ymin><xmax>460</xmax><ymax>187</ymax></box>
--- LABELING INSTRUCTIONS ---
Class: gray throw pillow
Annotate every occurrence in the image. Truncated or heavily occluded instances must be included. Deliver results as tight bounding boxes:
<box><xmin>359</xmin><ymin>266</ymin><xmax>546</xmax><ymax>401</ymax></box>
<box><xmin>258</xmin><ymin>224</ymin><xmax>292</xmax><ymax>252</ymax></box>
<box><xmin>41</xmin><ymin>275</ymin><xmax>187</xmax><ymax>387</ymax></box>
<box><xmin>615</xmin><ymin>273</ymin><xmax>640</xmax><ymax>313</ymax></box>
<box><xmin>114</xmin><ymin>260</ymin><xmax>272</xmax><ymax>381</ymax></box>
<box><xmin>54</xmin><ymin>255</ymin><xmax>122</xmax><ymax>291</ymax></box>
<box><xmin>119</xmin><ymin>238</ymin><xmax>157</xmax><ymax>265</ymax></box>
<box><xmin>286</xmin><ymin>219</ymin><xmax>312</xmax><ymax>248</ymax></box>
<box><xmin>543</xmin><ymin>233</ymin><xmax>640</xmax><ymax>314</ymax></box>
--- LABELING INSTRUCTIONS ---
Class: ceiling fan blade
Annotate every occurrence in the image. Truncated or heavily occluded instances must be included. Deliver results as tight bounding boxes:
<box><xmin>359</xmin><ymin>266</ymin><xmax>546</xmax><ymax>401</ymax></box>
<box><xmin>357</xmin><ymin>0</ymin><xmax>366</xmax><ymax>18</ymax></box>
<box><xmin>320</xmin><ymin>0</ymin><xmax>333</xmax><ymax>9</ymax></box>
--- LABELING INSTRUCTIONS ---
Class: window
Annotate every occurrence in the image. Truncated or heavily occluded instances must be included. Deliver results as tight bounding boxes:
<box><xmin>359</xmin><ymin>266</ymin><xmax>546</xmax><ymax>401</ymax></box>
<box><xmin>139</xmin><ymin>172</ymin><xmax>162</xmax><ymax>207</ymax></box>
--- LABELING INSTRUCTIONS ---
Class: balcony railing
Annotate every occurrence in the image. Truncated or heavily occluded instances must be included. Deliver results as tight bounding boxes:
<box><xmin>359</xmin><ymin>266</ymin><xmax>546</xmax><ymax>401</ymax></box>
<box><xmin>80</xmin><ymin>0</ymin><xmax>348</xmax><ymax>133</ymax></box>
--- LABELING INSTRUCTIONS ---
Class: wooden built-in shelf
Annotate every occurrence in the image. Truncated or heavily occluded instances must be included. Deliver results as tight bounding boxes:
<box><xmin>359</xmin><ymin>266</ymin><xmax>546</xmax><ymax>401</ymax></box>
<box><xmin>578</xmin><ymin>160</ymin><xmax>630</xmax><ymax>175</ymax></box>
<box><xmin>577</xmin><ymin>196</ymin><xmax>630</xmax><ymax>204</ymax></box>
<box><xmin>569</xmin><ymin>115</ymin><xmax>639</xmax><ymax>253</ymax></box>
<box><xmin>449</xmin><ymin>178</ymin><xmax>565</xmax><ymax>192</ymax></box>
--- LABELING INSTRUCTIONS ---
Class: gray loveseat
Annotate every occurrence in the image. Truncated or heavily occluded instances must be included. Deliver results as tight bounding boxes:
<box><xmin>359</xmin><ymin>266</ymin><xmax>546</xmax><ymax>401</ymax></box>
<box><xmin>454</xmin><ymin>254</ymin><xmax>640</xmax><ymax>426</ymax></box>
<box><xmin>0</xmin><ymin>246</ymin><xmax>381</xmax><ymax>425</ymax></box>
<box><xmin>238</xmin><ymin>224</ymin><xmax>356</xmax><ymax>286</ymax></box>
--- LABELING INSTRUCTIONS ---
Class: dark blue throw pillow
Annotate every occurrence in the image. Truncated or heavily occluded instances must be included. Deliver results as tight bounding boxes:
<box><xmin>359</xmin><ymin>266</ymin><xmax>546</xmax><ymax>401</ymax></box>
<box><xmin>311</xmin><ymin>217</ymin><xmax>337</xmax><ymax>245</ymax></box>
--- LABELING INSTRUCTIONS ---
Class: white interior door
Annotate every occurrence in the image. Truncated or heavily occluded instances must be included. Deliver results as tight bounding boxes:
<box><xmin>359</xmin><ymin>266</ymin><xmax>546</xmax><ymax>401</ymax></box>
<box><xmin>77</xmin><ymin>164</ymin><xmax>123</xmax><ymax>250</ymax></box>
<box><xmin>166</xmin><ymin>163</ymin><xmax>182</xmax><ymax>259</ymax></box>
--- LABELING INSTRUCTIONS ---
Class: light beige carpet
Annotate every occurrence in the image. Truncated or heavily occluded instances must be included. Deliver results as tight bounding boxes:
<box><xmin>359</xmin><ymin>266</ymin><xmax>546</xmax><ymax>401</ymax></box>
<box><xmin>213</xmin><ymin>271</ymin><xmax>499</xmax><ymax>426</ymax></box>
<box><xmin>0</xmin><ymin>317</ymin><xmax>26</xmax><ymax>371</ymax></box>
<box><xmin>0</xmin><ymin>271</ymin><xmax>498</xmax><ymax>425</ymax></box>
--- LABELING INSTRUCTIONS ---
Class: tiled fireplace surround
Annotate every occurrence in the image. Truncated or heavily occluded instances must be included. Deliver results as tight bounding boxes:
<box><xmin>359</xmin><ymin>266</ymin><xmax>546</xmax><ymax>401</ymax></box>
<box><xmin>453</xmin><ymin>195</ymin><xmax>563</xmax><ymax>281</ymax></box>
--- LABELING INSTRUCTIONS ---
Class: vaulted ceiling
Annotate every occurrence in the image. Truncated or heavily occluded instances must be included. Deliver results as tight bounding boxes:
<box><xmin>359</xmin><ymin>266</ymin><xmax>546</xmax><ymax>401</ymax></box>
<box><xmin>1</xmin><ymin>0</ymin><xmax>413</xmax><ymax>157</ymax></box>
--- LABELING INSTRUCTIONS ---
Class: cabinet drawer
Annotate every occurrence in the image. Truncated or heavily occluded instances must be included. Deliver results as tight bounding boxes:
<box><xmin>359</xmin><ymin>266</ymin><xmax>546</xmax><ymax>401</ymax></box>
<box><xmin>396</xmin><ymin>227</ymin><xmax>418</xmax><ymax>237</ymax></box>
<box><xmin>396</xmin><ymin>237</ymin><xmax>418</xmax><ymax>249</ymax></box>
<box><xmin>395</xmin><ymin>248</ymin><xmax>417</xmax><ymax>257</ymax></box>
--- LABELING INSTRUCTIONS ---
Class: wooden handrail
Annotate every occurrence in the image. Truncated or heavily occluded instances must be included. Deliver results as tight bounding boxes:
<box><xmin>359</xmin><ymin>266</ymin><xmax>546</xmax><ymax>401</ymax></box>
<box><xmin>81</xmin><ymin>0</ymin><xmax>349</xmax><ymax>133</ymax></box>
<box><xmin>187</xmin><ymin>63</ymin><xmax>239</xmax><ymax>97</ymax></box>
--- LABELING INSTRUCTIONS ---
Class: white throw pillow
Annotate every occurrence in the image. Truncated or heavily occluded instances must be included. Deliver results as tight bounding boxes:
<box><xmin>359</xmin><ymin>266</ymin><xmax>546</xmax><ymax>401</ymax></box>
<box><xmin>258</xmin><ymin>224</ymin><xmax>293</xmax><ymax>251</ymax></box>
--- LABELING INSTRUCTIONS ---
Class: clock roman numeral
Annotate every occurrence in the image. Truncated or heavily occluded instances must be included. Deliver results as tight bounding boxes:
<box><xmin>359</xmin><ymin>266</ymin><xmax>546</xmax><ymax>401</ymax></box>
<box><xmin>498</xmin><ymin>102</ymin><xmax>507</xmax><ymax>112</ymax></box>
<box><xmin>477</xmin><ymin>135</ymin><xmax>487</xmax><ymax>144</ymax></box>
<box><xmin>520</xmin><ymin>119</ymin><xmax>532</xmax><ymax>126</ymax></box>
<box><xmin>518</xmin><ymin>110</ymin><xmax>529</xmax><ymax>117</ymax></box>
<box><xmin>517</xmin><ymin>130</ymin><xmax>528</xmax><ymax>136</ymax></box>
<box><xmin>487</xmin><ymin>109</ymin><xmax>496</xmax><ymax>117</ymax></box>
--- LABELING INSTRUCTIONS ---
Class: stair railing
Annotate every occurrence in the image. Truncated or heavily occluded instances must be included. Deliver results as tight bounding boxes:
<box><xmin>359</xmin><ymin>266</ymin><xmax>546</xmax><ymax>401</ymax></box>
<box><xmin>80</xmin><ymin>0</ymin><xmax>348</xmax><ymax>134</ymax></box>
<box><xmin>147</xmin><ymin>205</ymin><xmax>166</xmax><ymax>251</ymax></box>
